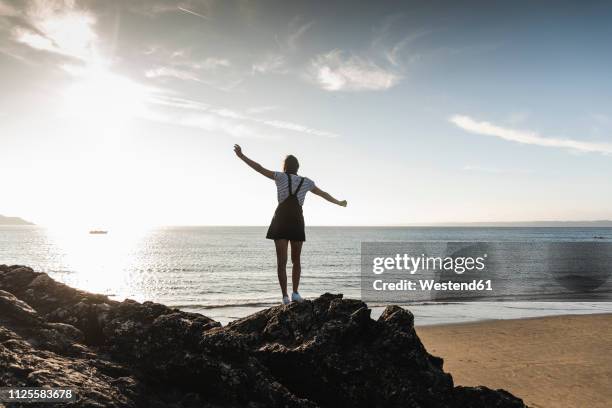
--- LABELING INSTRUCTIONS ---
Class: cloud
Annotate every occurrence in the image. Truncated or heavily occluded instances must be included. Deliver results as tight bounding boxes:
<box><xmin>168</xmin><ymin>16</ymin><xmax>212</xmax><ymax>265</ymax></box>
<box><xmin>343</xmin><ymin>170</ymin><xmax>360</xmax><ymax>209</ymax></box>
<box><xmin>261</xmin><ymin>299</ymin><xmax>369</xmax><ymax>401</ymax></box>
<box><xmin>384</xmin><ymin>30</ymin><xmax>431</xmax><ymax>66</ymax></box>
<box><xmin>0</xmin><ymin>45</ymin><xmax>28</xmax><ymax>62</ymax></box>
<box><xmin>260</xmin><ymin>119</ymin><xmax>337</xmax><ymax>137</ymax></box>
<box><xmin>191</xmin><ymin>57</ymin><xmax>230</xmax><ymax>69</ymax></box>
<box><xmin>287</xmin><ymin>20</ymin><xmax>313</xmax><ymax>51</ymax></box>
<box><xmin>148</xmin><ymin>110</ymin><xmax>260</xmax><ymax>139</ymax></box>
<box><xmin>210</xmin><ymin>106</ymin><xmax>338</xmax><ymax>137</ymax></box>
<box><xmin>450</xmin><ymin>115</ymin><xmax>612</xmax><ymax>155</ymax></box>
<box><xmin>125</xmin><ymin>0</ymin><xmax>211</xmax><ymax>19</ymax></box>
<box><xmin>309</xmin><ymin>50</ymin><xmax>400</xmax><ymax>91</ymax></box>
<box><xmin>13</xmin><ymin>28</ymin><xmax>57</xmax><ymax>52</ymax></box>
<box><xmin>0</xmin><ymin>0</ymin><xmax>18</xmax><ymax>16</ymax></box>
<box><xmin>177</xmin><ymin>6</ymin><xmax>210</xmax><ymax>20</ymax></box>
<box><xmin>148</xmin><ymin>95</ymin><xmax>339</xmax><ymax>138</ymax></box>
<box><xmin>144</xmin><ymin>52</ymin><xmax>238</xmax><ymax>91</ymax></box>
<box><xmin>12</xmin><ymin>1</ymin><xmax>98</xmax><ymax>62</ymax></box>
<box><xmin>145</xmin><ymin>47</ymin><xmax>231</xmax><ymax>71</ymax></box>
<box><xmin>135</xmin><ymin>95</ymin><xmax>260</xmax><ymax>138</ymax></box>
<box><xmin>147</xmin><ymin>94</ymin><xmax>210</xmax><ymax>110</ymax></box>
<box><xmin>145</xmin><ymin>66</ymin><xmax>201</xmax><ymax>81</ymax></box>
<box><xmin>251</xmin><ymin>54</ymin><xmax>287</xmax><ymax>75</ymax></box>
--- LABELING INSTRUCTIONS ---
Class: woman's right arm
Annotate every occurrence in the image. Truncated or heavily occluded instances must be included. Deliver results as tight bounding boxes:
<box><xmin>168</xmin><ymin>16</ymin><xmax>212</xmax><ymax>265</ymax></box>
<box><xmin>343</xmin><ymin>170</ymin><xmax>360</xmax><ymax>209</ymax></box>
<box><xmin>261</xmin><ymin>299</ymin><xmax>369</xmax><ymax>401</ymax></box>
<box><xmin>234</xmin><ymin>144</ymin><xmax>274</xmax><ymax>180</ymax></box>
<box><xmin>312</xmin><ymin>186</ymin><xmax>347</xmax><ymax>207</ymax></box>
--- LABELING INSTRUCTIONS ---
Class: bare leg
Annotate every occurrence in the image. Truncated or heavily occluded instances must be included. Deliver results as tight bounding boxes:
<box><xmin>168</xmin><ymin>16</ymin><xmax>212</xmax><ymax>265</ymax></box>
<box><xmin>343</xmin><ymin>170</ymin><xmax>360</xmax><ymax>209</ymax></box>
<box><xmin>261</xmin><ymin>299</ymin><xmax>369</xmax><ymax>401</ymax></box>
<box><xmin>274</xmin><ymin>239</ymin><xmax>289</xmax><ymax>297</ymax></box>
<box><xmin>290</xmin><ymin>240</ymin><xmax>303</xmax><ymax>293</ymax></box>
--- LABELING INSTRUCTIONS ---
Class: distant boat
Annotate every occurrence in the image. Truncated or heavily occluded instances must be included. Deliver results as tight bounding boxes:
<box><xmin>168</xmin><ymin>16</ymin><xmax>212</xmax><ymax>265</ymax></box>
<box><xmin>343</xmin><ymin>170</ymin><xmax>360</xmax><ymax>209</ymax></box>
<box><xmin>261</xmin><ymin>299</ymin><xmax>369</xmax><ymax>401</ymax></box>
<box><xmin>89</xmin><ymin>230</ymin><xmax>108</xmax><ymax>235</ymax></box>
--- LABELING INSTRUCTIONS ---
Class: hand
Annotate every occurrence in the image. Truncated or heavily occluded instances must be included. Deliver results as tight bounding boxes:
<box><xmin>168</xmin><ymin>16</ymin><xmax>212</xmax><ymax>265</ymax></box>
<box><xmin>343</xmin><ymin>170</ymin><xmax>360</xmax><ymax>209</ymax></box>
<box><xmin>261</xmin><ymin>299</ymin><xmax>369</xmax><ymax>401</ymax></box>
<box><xmin>233</xmin><ymin>144</ymin><xmax>243</xmax><ymax>158</ymax></box>
<box><xmin>339</xmin><ymin>200</ymin><xmax>347</xmax><ymax>207</ymax></box>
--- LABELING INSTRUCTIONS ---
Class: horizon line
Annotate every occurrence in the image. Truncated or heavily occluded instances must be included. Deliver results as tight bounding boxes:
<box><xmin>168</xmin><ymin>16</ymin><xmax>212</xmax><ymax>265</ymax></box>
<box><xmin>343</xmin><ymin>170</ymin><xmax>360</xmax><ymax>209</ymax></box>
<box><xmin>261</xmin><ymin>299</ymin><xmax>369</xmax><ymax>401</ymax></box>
<box><xmin>6</xmin><ymin>219</ymin><xmax>612</xmax><ymax>228</ymax></box>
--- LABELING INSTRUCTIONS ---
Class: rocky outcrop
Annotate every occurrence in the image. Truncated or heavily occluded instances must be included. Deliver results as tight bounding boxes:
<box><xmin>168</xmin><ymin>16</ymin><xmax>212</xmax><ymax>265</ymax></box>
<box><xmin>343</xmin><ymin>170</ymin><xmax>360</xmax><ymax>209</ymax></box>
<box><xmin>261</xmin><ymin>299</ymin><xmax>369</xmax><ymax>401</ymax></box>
<box><xmin>0</xmin><ymin>265</ymin><xmax>527</xmax><ymax>407</ymax></box>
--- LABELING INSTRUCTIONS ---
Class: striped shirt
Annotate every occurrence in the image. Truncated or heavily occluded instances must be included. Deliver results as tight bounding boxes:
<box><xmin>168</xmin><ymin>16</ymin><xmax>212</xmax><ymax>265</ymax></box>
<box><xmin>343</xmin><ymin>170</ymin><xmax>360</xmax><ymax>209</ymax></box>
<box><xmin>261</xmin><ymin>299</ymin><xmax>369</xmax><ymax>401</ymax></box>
<box><xmin>273</xmin><ymin>172</ymin><xmax>315</xmax><ymax>206</ymax></box>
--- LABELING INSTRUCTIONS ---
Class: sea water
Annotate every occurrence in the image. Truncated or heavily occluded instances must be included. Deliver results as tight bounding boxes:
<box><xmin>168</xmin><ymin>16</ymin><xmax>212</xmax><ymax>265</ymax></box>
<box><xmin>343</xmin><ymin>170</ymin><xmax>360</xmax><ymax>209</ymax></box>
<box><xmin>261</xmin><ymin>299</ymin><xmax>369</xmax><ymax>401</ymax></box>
<box><xmin>1</xmin><ymin>225</ymin><xmax>611</xmax><ymax>325</ymax></box>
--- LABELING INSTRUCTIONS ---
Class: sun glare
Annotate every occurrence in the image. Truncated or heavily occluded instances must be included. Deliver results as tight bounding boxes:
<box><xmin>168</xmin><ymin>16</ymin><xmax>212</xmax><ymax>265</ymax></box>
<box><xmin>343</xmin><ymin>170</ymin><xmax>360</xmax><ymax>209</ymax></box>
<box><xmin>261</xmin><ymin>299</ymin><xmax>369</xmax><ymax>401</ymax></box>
<box><xmin>53</xmin><ymin>64</ymin><xmax>154</xmax><ymax>231</ymax></box>
<box><xmin>62</xmin><ymin>66</ymin><xmax>148</xmax><ymax>124</ymax></box>
<box><xmin>41</xmin><ymin>12</ymin><xmax>97</xmax><ymax>59</ymax></box>
<box><xmin>46</xmin><ymin>226</ymin><xmax>152</xmax><ymax>299</ymax></box>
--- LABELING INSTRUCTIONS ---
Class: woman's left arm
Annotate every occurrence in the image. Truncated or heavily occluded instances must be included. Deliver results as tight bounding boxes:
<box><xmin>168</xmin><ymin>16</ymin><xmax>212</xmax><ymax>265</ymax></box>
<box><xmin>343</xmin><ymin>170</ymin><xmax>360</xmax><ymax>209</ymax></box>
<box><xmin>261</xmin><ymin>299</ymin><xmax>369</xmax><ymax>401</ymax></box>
<box><xmin>234</xmin><ymin>144</ymin><xmax>275</xmax><ymax>180</ymax></box>
<box><xmin>311</xmin><ymin>186</ymin><xmax>347</xmax><ymax>207</ymax></box>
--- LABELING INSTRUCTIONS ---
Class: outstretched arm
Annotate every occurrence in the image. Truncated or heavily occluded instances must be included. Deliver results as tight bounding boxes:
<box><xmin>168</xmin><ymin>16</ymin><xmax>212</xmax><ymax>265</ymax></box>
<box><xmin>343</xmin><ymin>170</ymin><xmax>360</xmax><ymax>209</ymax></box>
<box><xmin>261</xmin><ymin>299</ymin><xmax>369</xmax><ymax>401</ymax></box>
<box><xmin>233</xmin><ymin>144</ymin><xmax>274</xmax><ymax>180</ymax></box>
<box><xmin>312</xmin><ymin>186</ymin><xmax>347</xmax><ymax>207</ymax></box>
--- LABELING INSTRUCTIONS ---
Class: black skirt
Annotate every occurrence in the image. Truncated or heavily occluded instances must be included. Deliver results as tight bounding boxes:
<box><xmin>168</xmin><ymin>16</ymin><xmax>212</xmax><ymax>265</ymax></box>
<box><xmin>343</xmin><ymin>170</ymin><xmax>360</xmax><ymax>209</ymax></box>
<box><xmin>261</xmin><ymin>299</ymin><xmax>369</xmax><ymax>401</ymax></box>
<box><xmin>266</xmin><ymin>195</ymin><xmax>306</xmax><ymax>241</ymax></box>
<box><xmin>266</xmin><ymin>173</ymin><xmax>306</xmax><ymax>241</ymax></box>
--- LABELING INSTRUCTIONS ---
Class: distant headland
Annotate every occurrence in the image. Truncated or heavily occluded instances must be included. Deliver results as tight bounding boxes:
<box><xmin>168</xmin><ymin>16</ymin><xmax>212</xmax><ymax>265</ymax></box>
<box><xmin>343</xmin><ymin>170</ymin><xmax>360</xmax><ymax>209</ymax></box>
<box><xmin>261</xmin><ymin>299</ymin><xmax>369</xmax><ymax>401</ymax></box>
<box><xmin>0</xmin><ymin>215</ymin><xmax>34</xmax><ymax>225</ymax></box>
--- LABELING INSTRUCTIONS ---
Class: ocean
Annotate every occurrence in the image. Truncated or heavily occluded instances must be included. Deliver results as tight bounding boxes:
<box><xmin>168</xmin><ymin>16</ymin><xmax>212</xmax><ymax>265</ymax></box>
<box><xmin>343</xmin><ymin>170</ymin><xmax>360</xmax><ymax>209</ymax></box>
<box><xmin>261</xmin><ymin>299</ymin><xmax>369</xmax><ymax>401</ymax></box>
<box><xmin>1</xmin><ymin>225</ymin><xmax>611</xmax><ymax>325</ymax></box>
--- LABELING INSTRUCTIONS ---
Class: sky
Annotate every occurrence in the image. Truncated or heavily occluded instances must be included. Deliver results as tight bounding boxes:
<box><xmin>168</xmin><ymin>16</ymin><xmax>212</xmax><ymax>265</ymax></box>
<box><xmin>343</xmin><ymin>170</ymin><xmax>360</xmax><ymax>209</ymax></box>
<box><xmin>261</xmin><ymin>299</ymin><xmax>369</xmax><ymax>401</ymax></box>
<box><xmin>1</xmin><ymin>0</ymin><xmax>611</xmax><ymax>228</ymax></box>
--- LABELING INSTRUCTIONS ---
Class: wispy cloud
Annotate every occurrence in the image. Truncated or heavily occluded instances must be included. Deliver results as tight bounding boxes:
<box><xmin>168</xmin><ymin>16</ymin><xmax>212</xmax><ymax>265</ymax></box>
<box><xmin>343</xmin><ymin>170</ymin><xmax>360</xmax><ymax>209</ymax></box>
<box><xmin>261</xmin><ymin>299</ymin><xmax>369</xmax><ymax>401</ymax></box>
<box><xmin>144</xmin><ymin>48</ymin><xmax>238</xmax><ymax>90</ymax></box>
<box><xmin>287</xmin><ymin>20</ymin><xmax>314</xmax><ymax>51</ymax></box>
<box><xmin>309</xmin><ymin>50</ymin><xmax>401</xmax><ymax>91</ymax></box>
<box><xmin>450</xmin><ymin>115</ymin><xmax>612</xmax><ymax>155</ymax></box>
<box><xmin>135</xmin><ymin>95</ymin><xmax>261</xmax><ymax>138</ymax></box>
<box><xmin>145</xmin><ymin>109</ymin><xmax>260</xmax><ymax>139</ymax></box>
<box><xmin>260</xmin><ymin>119</ymin><xmax>337</xmax><ymax>137</ymax></box>
<box><xmin>190</xmin><ymin>57</ymin><xmax>230</xmax><ymax>69</ymax></box>
<box><xmin>146</xmin><ymin>59</ymin><xmax>230</xmax><ymax>78</ymax></box>
<box><xmin>145</xmin><ymin>47</ymin><xmax>231</xmax><ymax>70</ymax></box>
<box><xmin>384</xmin><ymin>29</ymin><xmax>431</xmax><ymax>66</ymax></box>
<box><xmin>0</xmin><ymin>0</ymin><xmax>18</xmax><ymax>16</ymax></box>
<box><xmin>126</xmin><ymin>1</ymin><xmax>211</xmax><ymax>19</ymax></box>
<box><xmin>177</xmin><ymin>6</ymin><xmax>210</xmax><ymax>20</ymax></box>
<box><xmin>251</xmin><ymin>54</ymin><xmax>287</xmax><ymax>75</ymax></box>
<box><xmin>145</xmin><ymin>66</ymin><xmax>201</xmax><ymax>82</ymax></box>
<box><xmin>148</xmin><ymin>95</ymin><xmax>339</xmax><ymax>138</ymax></box>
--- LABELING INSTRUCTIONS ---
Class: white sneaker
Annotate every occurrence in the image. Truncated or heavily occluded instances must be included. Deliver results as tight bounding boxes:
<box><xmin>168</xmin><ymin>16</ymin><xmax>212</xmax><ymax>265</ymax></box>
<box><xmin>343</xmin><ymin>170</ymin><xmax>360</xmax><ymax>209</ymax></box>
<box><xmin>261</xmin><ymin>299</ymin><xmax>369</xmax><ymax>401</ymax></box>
<box><xmin>291</xmin><ymin>292</ymin><xmax>304</xmax><ymax>303</ymax></box>
<box><xmin>282</xmin><ymin>295</ymin><xmax>290</xmax><ymax>305</ymax></box>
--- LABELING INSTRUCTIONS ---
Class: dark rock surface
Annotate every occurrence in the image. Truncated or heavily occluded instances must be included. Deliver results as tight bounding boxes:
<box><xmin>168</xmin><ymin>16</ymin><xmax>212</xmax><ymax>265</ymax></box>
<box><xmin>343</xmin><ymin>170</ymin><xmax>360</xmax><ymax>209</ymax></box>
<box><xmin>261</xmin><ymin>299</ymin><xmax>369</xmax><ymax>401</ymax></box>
<box><xmin>0</xmin><ymin>265</ymin><xmax>527</xmax><ymax>407</ymax></box>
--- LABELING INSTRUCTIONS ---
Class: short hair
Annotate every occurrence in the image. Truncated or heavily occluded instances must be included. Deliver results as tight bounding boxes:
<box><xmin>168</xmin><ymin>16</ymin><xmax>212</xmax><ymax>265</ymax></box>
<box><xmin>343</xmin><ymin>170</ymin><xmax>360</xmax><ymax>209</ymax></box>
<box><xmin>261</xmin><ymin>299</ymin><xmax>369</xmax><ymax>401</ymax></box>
<box><xmin>283</xmin><ymin>155</ymin><xmax>299</xmax><ymax>174</ymax></box>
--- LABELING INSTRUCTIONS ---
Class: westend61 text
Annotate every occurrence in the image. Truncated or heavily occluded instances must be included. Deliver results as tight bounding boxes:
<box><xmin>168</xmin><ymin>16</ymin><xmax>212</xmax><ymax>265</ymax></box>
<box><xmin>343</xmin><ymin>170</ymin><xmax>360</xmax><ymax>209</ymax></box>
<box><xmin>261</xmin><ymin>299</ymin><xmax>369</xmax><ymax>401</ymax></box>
<box><xmin>373</xmin><ymin>279</ymin><xmax>493</xmax><ymax>292</ymax></box>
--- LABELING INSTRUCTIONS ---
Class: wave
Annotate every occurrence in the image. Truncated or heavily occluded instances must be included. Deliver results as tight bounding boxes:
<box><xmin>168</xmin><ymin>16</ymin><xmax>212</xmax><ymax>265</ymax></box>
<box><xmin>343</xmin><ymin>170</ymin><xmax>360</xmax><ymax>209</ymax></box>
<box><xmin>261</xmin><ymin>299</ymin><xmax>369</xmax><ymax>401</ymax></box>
<box><xmin>163</xmin><ymin>288</ymin><xmax>612</xmax><ymax>312</ymax></box>
<box><xmin>171</xmin><ymin>300</ymin><xmax>279</xmax><ymax>310</ymax></box>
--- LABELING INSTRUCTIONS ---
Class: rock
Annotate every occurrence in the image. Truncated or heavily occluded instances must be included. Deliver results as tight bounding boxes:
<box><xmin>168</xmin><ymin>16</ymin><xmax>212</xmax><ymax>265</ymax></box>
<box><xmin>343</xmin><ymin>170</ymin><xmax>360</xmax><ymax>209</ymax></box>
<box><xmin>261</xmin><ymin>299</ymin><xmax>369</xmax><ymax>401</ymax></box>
<box><xmin>454</xmin><ymin>386</ymin><xmax>528</xmax><ymax>408</ymax></box>
<box><xmin>0</xmin><ymin>265</ymin><xmax>528</xmax><ymax>407</ymax></box>
<box><xmin>0</xmin><ymin>289</ymin><xmax>41</xmax><ymax>325</ymax></box>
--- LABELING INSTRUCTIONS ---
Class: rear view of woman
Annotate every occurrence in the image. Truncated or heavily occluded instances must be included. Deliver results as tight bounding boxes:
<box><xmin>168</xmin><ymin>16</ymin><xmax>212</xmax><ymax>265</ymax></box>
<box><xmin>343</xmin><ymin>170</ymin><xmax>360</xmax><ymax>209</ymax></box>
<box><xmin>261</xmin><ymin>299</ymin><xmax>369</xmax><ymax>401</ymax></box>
<box><xmin>234</xmin><ymin>144</ymin><xmax>347</xmax><ymax>305</ymax></box>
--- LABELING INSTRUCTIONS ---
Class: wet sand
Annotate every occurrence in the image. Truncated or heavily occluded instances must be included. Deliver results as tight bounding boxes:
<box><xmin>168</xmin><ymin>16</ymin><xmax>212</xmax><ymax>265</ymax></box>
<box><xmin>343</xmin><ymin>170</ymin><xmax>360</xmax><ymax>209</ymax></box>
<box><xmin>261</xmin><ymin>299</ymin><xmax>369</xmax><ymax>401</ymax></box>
<box><xmin>417</xmin><ymin>313</ymin><xmax>612</xmax><ymax>408</ymax></box>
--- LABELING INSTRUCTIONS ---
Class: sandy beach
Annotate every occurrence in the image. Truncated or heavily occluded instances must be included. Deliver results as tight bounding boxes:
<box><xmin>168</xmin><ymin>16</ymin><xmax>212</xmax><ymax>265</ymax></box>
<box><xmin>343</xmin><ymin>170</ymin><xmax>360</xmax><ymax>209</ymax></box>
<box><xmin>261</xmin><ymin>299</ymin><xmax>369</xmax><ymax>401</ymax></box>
<box><xmin>417</xmin><ymin>313</ymin><xmax>612</xmax><ymax>408</ymax></box>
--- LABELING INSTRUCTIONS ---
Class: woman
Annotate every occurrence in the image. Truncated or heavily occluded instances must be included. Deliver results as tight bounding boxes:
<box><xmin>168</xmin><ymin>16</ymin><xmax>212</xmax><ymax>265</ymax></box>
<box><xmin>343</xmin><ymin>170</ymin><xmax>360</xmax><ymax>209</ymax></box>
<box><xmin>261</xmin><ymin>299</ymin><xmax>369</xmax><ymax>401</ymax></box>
<box><xmin>234</xmin><ymin>144</ymin><xmax>347</xmax><ymax>305</ymax></box>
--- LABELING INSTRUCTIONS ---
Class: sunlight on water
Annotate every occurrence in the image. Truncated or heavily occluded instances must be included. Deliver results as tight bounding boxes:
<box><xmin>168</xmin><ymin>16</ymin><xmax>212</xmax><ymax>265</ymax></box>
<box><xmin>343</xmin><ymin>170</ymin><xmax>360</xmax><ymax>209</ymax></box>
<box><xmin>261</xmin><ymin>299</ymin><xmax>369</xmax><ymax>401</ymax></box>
<box><xmin>45</xmin><ymin>227</ymin><xmax>151</xmax><ymax>301</ymax></box>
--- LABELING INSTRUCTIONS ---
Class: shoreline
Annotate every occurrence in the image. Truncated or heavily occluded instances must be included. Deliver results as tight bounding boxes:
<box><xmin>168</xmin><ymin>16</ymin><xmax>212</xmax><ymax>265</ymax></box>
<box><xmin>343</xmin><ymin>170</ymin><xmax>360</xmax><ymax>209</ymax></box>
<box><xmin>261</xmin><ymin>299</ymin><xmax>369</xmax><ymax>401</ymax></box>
<box><xmin>417</xmin><ymin>313</ymin><xmax>612</xmax><ymax>408</ymax></box>
<box><xmin>203</xmin><ymin>302</ymin><xmax>612</xmax><ymax>326</ymax></box>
